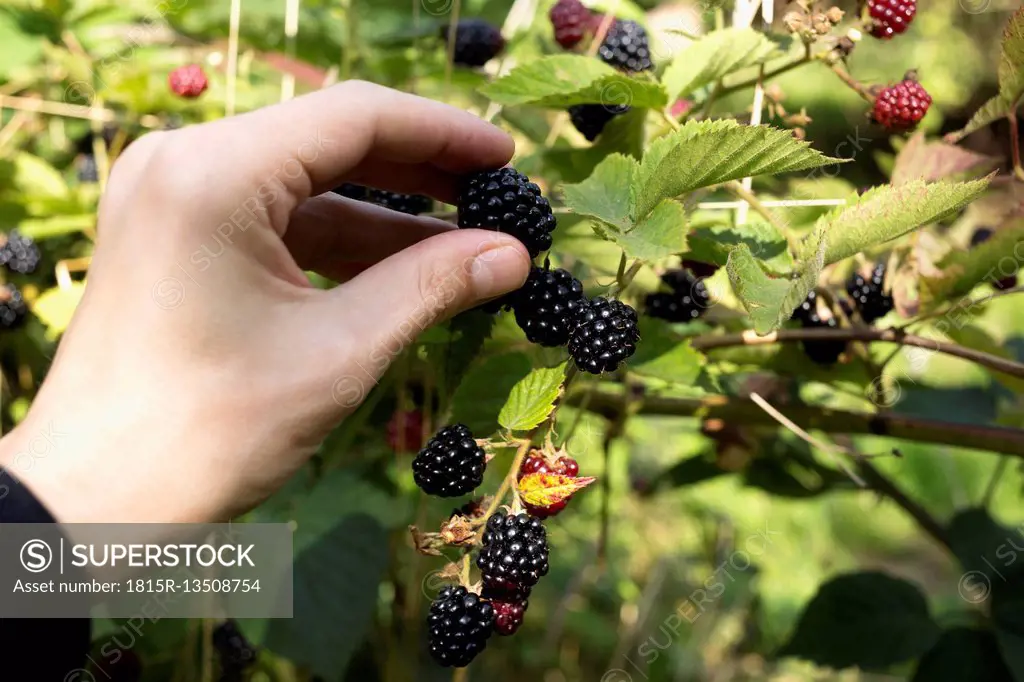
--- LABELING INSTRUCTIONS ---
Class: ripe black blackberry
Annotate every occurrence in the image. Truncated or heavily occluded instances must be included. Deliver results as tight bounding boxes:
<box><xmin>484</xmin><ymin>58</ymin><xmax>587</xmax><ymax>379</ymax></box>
<box><xmin>427</xmin><ymin>585</ymin><xmax>495</xmax><ymax>667</ymax></box>
<box><xmin>598</xmin><ymin>20</ymin><xmax>653</xmax><ymax>73</ymax></box>
<box><xmin>366</xmin><ymin>189</ymin><xmax>433</xmax><ymax>216</ymax></box>
<box><xmin>792</xmin><ymin>289</ymin><xmax>823</xmax><ymax>326</ymax></box>
<box><xmin>569</xmin><ymin>297</ymin><xmax>640</xmax><ymax>374</ymax></box>
<box><xmin>644</xmin><ymin>269</ymin><xmax>710</xmax><ymax>322</ymax></box>
<box><xmin>445</xmin><ymin>19</ymin><xmax>505</xmax><ymax>67</ymax></box>
<box><xmin>802</xmin><ymin>315</ymin><xmax>846</xmax><ymax>366</ymax></box>
<box><xmin>413</xmin><ymin>424</ymin><xmax>486</xmax><ymax>498</ymax></box>
<box><xmin>0</xmin><ymin>231</ymin><xmax>40</xmax><ymax>274</ymax></box>
<box><xmin>512</xmin><ymin>266</ymin><xmax>586</xmax><ymax>347</ymax></box>
<box><xmin>457</xmin><ymin>168</ymin><xmax>557</xmax><ymax>258</ymax></box>
<box><xmin>568</xmin><ymin>104</ymin><xmax>630</xmax><ymax>142</ymax></box>
<box><xmin>970</xmin><ymin>227</ymin><xmax>1018</xmax><ymax>290</ymax></box>
<box><xmin>477</xmin><ymin>512</ymin><xmax>550</xmax><ymax>594</ymax></box>
<box><xmin>333</xmin><ymin>183</ymin><xmax>367</xmax><ymax>200</ymax></box>
<box><xmin>212</xmin><ymin>620</ymin><xmax>257</xmax><ymax>680</ymax></box>
<box><xmin>846</xmin><ymin>263</ymin><xmax>894</xmax><ymax>323</ymax></box>
<box><xmin>0</xmin><ymin>284</ymin><xmax>27</xmax><ymax>330</ymax></box>
<box><xmin>78</xmin><ymin>154</ymin><xmax>99</xmax><ymax>183</ymax></box>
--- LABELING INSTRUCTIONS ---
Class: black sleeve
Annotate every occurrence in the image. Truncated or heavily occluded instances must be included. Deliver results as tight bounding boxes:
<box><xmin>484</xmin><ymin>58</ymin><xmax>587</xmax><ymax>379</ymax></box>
<box><xmin>0</xmin><ymin>468</ymin><xmax>92</xmax><ymax>681</ymax></box>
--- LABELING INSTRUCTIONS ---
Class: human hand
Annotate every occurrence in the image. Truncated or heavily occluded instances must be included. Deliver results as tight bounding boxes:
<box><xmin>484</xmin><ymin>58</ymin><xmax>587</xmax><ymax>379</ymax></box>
<box><xmin>0</xmin><ymin>81</ymin><xmax>531</xmax><ymax>523</ymax></box>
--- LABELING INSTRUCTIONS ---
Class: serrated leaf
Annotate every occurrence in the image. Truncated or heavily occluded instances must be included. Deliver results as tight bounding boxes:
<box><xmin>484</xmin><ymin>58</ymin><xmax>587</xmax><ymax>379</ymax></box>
<box><xmin>518</xmin><ymin>472</ymin><xmax>596</xmax><ymax>507</ymax></box>
<box><xmin>686</xmin><ymin>221</ymin><xmax>793</xmax><ymax>271</ymax></box>
<box><xmin>807</xmin><ymin>178</ymin><xmax>991</xmax><ymax>265</ymax></box>
<box><xmin>892</xmin><ymin>132</ymin><xmax>999</xmax><ymax>185</ymax></box>
<box><xmin>451</xmin><ymin>352</ymin><xmax>532</xmax><ymax>435</ymax></box>
<box><xmin>999</xmin><ymin>8</ymin><xmax>1024</xmax><ymax>105</ymax></box>
<box><xmin>612</xmin><ymin>199</ymin><xmax>688</xmax><ymax>260</ymax></box>
<box><xmin>919</xmin><ymin>221</ymin><xmax>1024</xmax><ymax>307</ymax></box>
<box><xmin>630</xmin><ymin>318</ymin><xmax>705</xmax><ymax>383</ymax></box>
<box><xmin>634</xmin><ymin>120</ymin><xmax>844</xmax><ymax>217</ymax></box>
<box><xmin>662</xmin><ymin>28</ymin><xmax>781</xmax><ymax>101</ymax></box>
<box><xmin>780</xmin><ymin>571</ymin><xmax>941</xmax><ymax>671</ymax></box>
<box><xmin>562</xmin><ymin>153</ymin><xmax>639</xmax><ymax>231</ymax></box>
<box><xmin>948</xmin><ymin>95</ymin><xmax>1017</xmax><ymax>143</ymax></box>
<box><xmin>498</xmin><ymin>362</ymin><xmax>568</xmax><ymax>431</ymax></box>
<box><xmin>727</xmin><ymin>231</ymin><xmax>825</xmax><ymax>335</ymax></box>
<box><xmin>480</xmin><ymin>54</ymin><xmax>668</xmax><ymax>109</ymax></box>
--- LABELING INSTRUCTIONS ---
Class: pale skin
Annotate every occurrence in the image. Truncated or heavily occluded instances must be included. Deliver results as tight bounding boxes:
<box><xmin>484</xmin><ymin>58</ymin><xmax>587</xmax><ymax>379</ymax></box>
<box><xmin>0</xmin><ymin>81</ymin><xmax>531</xmax><ymax>523</ymax></box>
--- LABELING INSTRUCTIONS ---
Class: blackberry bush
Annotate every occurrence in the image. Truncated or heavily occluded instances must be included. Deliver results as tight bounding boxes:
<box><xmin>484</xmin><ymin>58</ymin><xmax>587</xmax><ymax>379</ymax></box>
<box><xmin>457</xmin><ymin>168</ymin><xmax>557</xmax><ymax>258</ymax></box>
<box><xmin>568</xmin><ymin>297</ymin><xmax>640</xmax><ymax>374</ymax></box>
<box><xmin>427</xmin><ymin>586</ymin><xmax>494</xmax><ymax>667</ymax></box>
<box><xmin>512</xmin><ymin>266</ymin><xmax>586</xmax><ymax>347</ymax></box>
<box><xmin>413</xmin><ymin>424</ymin><xmax>486</xmax><ymax>497</ymax></box>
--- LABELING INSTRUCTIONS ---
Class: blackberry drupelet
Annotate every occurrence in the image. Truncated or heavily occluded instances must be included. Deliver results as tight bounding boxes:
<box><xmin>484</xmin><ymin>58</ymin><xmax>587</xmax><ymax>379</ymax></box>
<box><xmin>366</xmin><ymin>189</ymin><xmax>433</xmax><ymax>215</ymax></box>
<box><xmin>512</xmin><ymin>267</ymin><xmax>586</xmax><ymax>347</ymax></box>
<box><xmin>568</xmin><ymin>104</ymin><xmax>630</xmax><ymax>142</ymax></box>
<box><xmin>477</xmin><ymin>512</ymin><xmax>550</xmax><ymax>594</ymax></box>
<box><xmin>568</xmin><ymin>297</ymin><xmax>640</xmax><ymax>374</ymax></box>
<box><xmin>491</xmin><ymin>598</ymin><xmax>529</xmax><ymax>636</ymax></box>
<box><xmin>550</xmin><ymin>0</ymin><xmax>593</xmax><ymax>49</ymax></box>
<box><xmin>644</xmin><ymin>269</ymin><xmax>710</xmax><ymax>322</ymax></box>
<box><xmin>0</xmin><ymin>231</ymin><xmax>40</xmax><ymax>274</ymax></box>
<box><xmin>446</xmin><ymin>19</ymin><xmax>505</xmax><ymax>67</ymax></box>
<box><xmin>598</xmin><ymin>20</ymin><xmax>653</xmax><ymax>72</ymax></box>
<box><xmin>413</xmin><ymin>424</ymin><xmax>486</xmax><ymax>498</ymax></box>
<box><xmin>871</xmin><ymin>79</ymin><xmax>931</xmax><ymax>132</ymax></box>
<box><xmin>457</xmin><ymin>168</ymin><xmax>557</xmax><ymax>258</ymax></box>
<box><xmin>846</xmin><ymin>263</ymin><xmax>894</xmax><ymax>323</ymax></box>
<box><xmin>0</xmin><ymin>285</ymin><xmax>26</xmax><ymax>329</ymax></box>
<box><xmin>792</xmin><ymin>289</ymin><xmax>823</xmax><ymax>326</ymax></box>
<box><xmin>428</xmin><ymin>585</ymin><xmax>495</xmax><ymax>667</ymax></box>
<box><xmin>865</xmin><ymin>0</ymin><xmax>916</xmax><ymax>39</ymax></box>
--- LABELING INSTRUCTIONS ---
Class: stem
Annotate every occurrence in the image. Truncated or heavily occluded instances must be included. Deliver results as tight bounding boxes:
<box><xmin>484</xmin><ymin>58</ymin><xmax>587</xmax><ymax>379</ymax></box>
<box><xmin>611</xmin><ymin>260</ymin><xmax>643</xmax><ymax>298</ymax></box>
<box><xmin>857</xmin><ymin>459</ymin><xmax>952</xmax><ymax>550</ymax></box>
<box><xmin>726</xmin><ymin>181</ymin><xmax>800</xmax><ymax>252</ymax></box>
<box><xmin>1008</xmin><ymin>113</ymin><xmax>1024</xmax><ymax>182</ymax></box>
<box><xmin>473</xmin><ymin>438</ymin><xmax>532</xmax><ymax>526</ymax></box>
<box><xmin>689</xmin><ymin>327</ymin><xmax>1024</xmax><ymax>380</ymax></box>
<box><xmin>573</xmin><ymin>390</ymin><xmax>1024</xmax><ymax>458</ymax></box>
<box><xmin>982</xmin><ymin>458</ymin><xmax>1011</xmax><ymax>507</ymax></box>
<box><xmin>443</xmin><ymin>0</ymin><xmax>462</xmax><ymax>97</ymax></box>
<box><xmin>827</xmin><ymin>62</ymin><xmax>875</xmax><ymax>103</ymax></box>
<box><xmin>904</xmin><ymin>285</ymin><xmax>1024</xmax><ymax>328</ymax></box>
<box><xmin>715</xmin><ymin>53</ymin><xmax>814</xmax><ymax>99</ymax></box>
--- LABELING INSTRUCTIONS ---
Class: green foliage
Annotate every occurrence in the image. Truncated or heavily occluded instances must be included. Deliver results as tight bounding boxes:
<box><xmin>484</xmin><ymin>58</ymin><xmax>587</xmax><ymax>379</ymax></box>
<box><xmin>499</xmin><ymin>361</ymin><xmax>568</xmax><ymax>431</ymax></box>
<box><xmin>451</xmin><ymin>352</ymin><xmax>532</xmax><ymax>435</ymax></box>
<box><xmin>920</xmin><ymin>221</ymin><xmax>1024</xmax><ymax>307</ymax></box>
<box><xmin>661</xmin><ymin>27</ymin><xmax>781</xmax><ymax>102</ymax></box>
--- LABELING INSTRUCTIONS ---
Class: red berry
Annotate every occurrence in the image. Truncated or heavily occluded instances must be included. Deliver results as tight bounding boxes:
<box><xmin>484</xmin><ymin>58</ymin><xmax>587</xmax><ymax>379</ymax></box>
<box><xmin>871</xmin><ymin>79</ymin><xmax>931</xmax><ymax>132</ymax></box>
<box><xmin>550</xmin><ymin>0</ymin><xmax>594</xmax><ymax>49</ymax></box>
<box><xmin>491</xmin><ymin>599</ymin><xmax>528</xmax><ymax>636</ymax></box>
<box><xmin>518</xmin><ymin>454</ymin><xmax>580</xmax><ymax>518</ymax></box>
<box><xmin>557</xmin><ymin>456</ymin><xmax>580</xmax><ymax>477</ymax></box>
<box><xmin>386</xmin><ymin>409</ymin><xmax>425</xmax><ymax>452</ymax></box>
<box><xmin>169</xmin><ymin>64</ymin><xmax>209</xmax><ymax>98</ymax></box>
<box><xmin>866</xmin><ymin>0</ymin><xmax>916</xmax><ymax>39</ymax></box>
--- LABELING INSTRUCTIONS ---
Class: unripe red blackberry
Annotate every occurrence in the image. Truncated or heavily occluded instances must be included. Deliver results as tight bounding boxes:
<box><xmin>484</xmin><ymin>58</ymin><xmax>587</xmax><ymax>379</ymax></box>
<box><xmin>386</xmin><ymin>409</ymin><xmax>425</xmax><ymax>452</ymax></box>
<box><xmin>477</xmin><ymin>512</ymin><xmax>549</xmax><ymax>593</ymax></box>
<box><xmin>846</xmin><ymin>263</ymin><xmax>894</xmax><ymax>323</ymax></box>
<box><xmin>445</xmin><ymin>19</ymin><xmax>505</xmax><ymax>67</ymax></box>
<box><xmin>568</xmin><ymin>104</ymin><xmax>630</xmax><ymax>142</ymax></box>
<box><xmin>872</xmin><ymin>78</ymin><xmax>931</xmax><ymax>132</ymax></box>
<box><xmin>550</xmin><ymin>0</ymin><xmax>593</xmax><ymax>49</ymax></box>
<box><xmin>427</xmin><ymin>585</ymin><xmax>495</xmax><ymax>667</ymax></box>
<box><xmin>0</xmin><ymin>231</ymin><xmax>40</xmax><ymax>274</ymax></box>
<box><xmin>517</xmin><ymin>454</ymin><xmax>580</xmax><ymax>518</ymax></box>
<box><xmin>491</xmin><ymin>598</ymin><xmax>528</xmax><ymax>636</ymax></box>
<box><xmin>865</xmin><ymin>0</ymin><xmax>916</xmax><ymax>39</ymax></box>
<box><xmin>0</xmin><ymin>284</ymin><xmax>28</xmax><ymax>329</ymax></box>
<box><xmin>644</xmin><ymin>269</ymin><xmax>710</xmax><ymax>323</ymax></box>
<box><xmin>413</xmin><ymin>424</ymin><xmax>486</xmax><ymax>498</ymax></box>
<box><xmin>569</xmin><ymin>297</ymin><xmax>640</xmax><ymax>374</ymax></box>
<box><xmin>457</xmin><ymin>167</ymin><xmax>557</xmax><ymax>258</ymax></box>
<box><xmin>512</xmin><ymin>267</ymin><xmax>586</xmax><ymax>347</ymax></box>
<box><xmin>168</xmin><ymin>64</ymin><xmax>208</xmax><ymax>98</ymax></box>
<box><xmin>598</xmin><ymin>20</ymin><xmax>653</xmax><ymax>73</ymax></box>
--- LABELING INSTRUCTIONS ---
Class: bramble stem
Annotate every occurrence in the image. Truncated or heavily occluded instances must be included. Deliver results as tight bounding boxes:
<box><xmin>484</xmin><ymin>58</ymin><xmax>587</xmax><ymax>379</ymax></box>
<box><xmin>1008</xmin><ymin>113</ymin><xmax>1024</xmax><ymax>182</ymax></box>
<box><xmin>857</xmin><ymin>459</ymin><xmax>952</xmax><ymax>550</ymax></box>
<box><xmin>725</xmin><ymin>181</ymin><xmax>801</xmax><ymax>252</ymax></box>
<box><xmin>472</xmin><ymin>438</ymin><xmax>532</xmax><ymax>527</ymax></box>
<box><xmin>714</xmin><ymin>52</ymin><xmax>814</xmax><ymax>99</ymax></box>
<box><xmin>827</xmin><ymin>62</ymin><xmax>875</xmax><ymax>103</ymax></box>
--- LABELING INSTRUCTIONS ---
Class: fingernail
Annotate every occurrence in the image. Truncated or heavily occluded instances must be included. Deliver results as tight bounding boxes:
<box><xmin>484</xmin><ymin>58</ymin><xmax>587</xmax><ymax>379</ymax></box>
<box><xmin>469</xmin><ymin>243</ymin><xmax>529</xmax><ymax>300</ymax></box>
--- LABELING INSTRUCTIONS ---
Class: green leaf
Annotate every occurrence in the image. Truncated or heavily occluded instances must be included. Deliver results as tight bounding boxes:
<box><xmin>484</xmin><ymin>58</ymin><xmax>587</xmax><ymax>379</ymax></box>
<box><xmin>610</xmin><ymin>199</ymin><xmax>688</xmax><ymax>261</ymax></box>
<box><xmin>451</xmin><ymin>352</ymin><xmax>532</xmax><ymax>435</ymax></box>
<box><xmin>948</xmin><ymin>95</ymin><xmax>1018</xmax><ymax>142</ymax></box>
<box><xmin>892</xmin><ymin>132</ymin><xmax>999</xmax><ymax>185</ymax></box>
<box><xmin>562</xmin><ymin>153</ymin><xmax>638</xmax><ymax>231</ymax></box>
<box><xmin>425</xmin><ymin>310</ymin><xmax>496</xmax><ymax>401</ymax></box>
<box><xmin>16</xmin><ymin>214</ymin><xmax>95</xmax><ymax>240</ymax></box>
<box><xmin>779</xmin><ymin>571</ymin><xmax>941</xmax><ymax>670</ymax></box>
<box><xmin>634</xmin><ymin>120</ymin><xmax>844</xmax><ymax>217</ymax></box>
<box><xmin>0</xmin><ymin>12</ymin><xmax>45</xmax><ymax>72</ymax></box>
<box><xmin>33</xmin><ymin>283</ymin><xmax>85</xmax><ymax>338</ymax></box>
<box><xmin>920</xmin><ymin>221</ymin><xmax>1024</xmax><ymax>307</ymax></box>
<box><xmin>630</xmin><ymin>318</ymin><xmax>705</xmax><ymax>383</ymax></box>
<box><xmin>543</xmin><ymin>107</ymin><xmax>646</xmax><ymax>184</ymax></box>
<box><xmin>498</xmin><ymin>362</ymin><xmax>568</xmax><ymax>431</ymax></box>
<box><xmin>808</xmin><ymin>178</ymin><xmax>991</xmax><ymax>265</ymax></box>
<box><xmin>727</xmin><ymin>231</ymin><xmax>825</xmax><ymax>335</ymax></box>
<box><xmin>13</xmin><ymin>152</ymin><xmax>68</xmax><ymax>198</ymax></box>
<box><xmin>662</xmin><ymin>28</ymin><xmax>781</xmax><ymax>101</ymax></box>
<box><xmin>686</xmin><ymin>221</ymin><xmax>794</xmax><ymax>272</ymax></box>
<box><xmin>947</xmin><ymin>508</ymin><xmax>1014</xmax><ymax>581</ymax></box>
<box><xmin>911</xmin><ymin>629</ymin><xmax>1017</xmax><ymax>682</ymax></box>
<box><xmin>998</xmin><ymin>8</ymin><xmax>1024</xmax><ymax>106</ymax></box>
<box><xmin>479</xmin><ymin>55</ymin><xmax>668</xmax><ymax>109</ymax></box>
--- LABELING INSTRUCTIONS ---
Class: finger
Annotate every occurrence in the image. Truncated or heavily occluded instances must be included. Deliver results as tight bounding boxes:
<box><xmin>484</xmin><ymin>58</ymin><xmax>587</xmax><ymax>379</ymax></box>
<box><xmin>284</xmin><ymin>193</ymin><xmax>455</xmax><ymax>281</ymax></box>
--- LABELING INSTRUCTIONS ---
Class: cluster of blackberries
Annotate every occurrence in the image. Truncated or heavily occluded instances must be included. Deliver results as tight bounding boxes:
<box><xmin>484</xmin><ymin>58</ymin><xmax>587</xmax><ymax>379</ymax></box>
<box><xmin>644</xmin><ymin>267</ymin><xmax>712</xmax><ymax>323</ymax></box>
<box><xmin>792</xmin><ymin>290</ymin><xmax>847</xmax><ymax>366</ymax></box>
<box><xmin>413</xmin><ymin>423</ymin><xmax>487</xmax><ymax>498</ymax></box>
<box><xmin>332</xmin><ymin>184</ymin><xmax>433</xmax><ymax>215</ymax></box>
<box><xmin>971</xmin><ymin>227</ymin><xmax>1018</xmax><ymax>290</ymax></box>
<box><xmin>444</xmin><ymin>19</ymin><xmax>505</xmax><ymax>67</ymax></box>
<box><xmin>0</xmin><ymin>231</ymin><xmax>41</xmax><ymax>275</ymax></box>
<box><xmin>212</xmin><ymin>620</ymin><xmax>257</xmax><ymax>682</ymax></box>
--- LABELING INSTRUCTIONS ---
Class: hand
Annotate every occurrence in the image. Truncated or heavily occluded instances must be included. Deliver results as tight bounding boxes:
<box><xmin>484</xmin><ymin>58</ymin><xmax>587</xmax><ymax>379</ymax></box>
<box><xmin>0</xmin><ymin>81</ymin><xmax>531</xmax><ymax>523</ymax></box>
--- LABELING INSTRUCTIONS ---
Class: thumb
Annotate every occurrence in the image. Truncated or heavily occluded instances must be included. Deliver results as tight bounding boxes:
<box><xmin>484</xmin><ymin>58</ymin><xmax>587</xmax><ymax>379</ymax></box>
<box><xmin>320</xmin><ymin>227</ymin><xmax>530</xmax><ymax>380</ymax></box>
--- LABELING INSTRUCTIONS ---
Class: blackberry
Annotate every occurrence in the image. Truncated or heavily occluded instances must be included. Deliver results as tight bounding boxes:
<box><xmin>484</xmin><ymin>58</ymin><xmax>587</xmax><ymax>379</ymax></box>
<box><xmin>644</xmin><ymin>269</ymin><xmax>710</xmax><ymax>323</ymax></box>
<box><xmin>568</xmin><ymin>104</ymin><xmax>630</xmax><ymax>142</ymax></box>
<box><xmin>512</xmin><ymin>267</ymin><xmax>586</xmax><ymax>347</ymax></box>
<box><xmin>457</xmin><ymin>168</ymin><xmax>557</xmax><ymax>258</ymax></box>
<box><xmin>386</xmin><ymin>409</ymin><xmax>425</xmax><ymax>453</ymax></box>
<box><xmin>212</xmin><ymin>620</ymin><xmax>257</xmax><ymax>678</ymax></box>
<box><xmin>865</xmin><ymin>0</ymin><xmax>916</xmax><ymax>39</ymax></box>
<box><xmin>846</xmin><ymin>263</ymin><xmax>894</xmax><ymax>323</ymax></box>
<box><xmin>445</xmin><ymin>19</ymin><xmax>505</xmax><ymax>67</ymax></box>
<box><xmin>0</xmin><ymin>285</ymin><xmax>27</xmax><ymax>329</ymax></box>
<box><xmin>367</xmin><ymin>189</ymin><xmax>433</xmax><ymax>215</ymax></box>
<box><xmin>491</xmin><ymin>598</ymin><xmax>528</xmax><ymax>636</ymax></box>
<box><xmin>413</xmin><ymin>424</ymin><xmax>486</xmax><ymax>498</ymax></box>
<box><xmin>476</xmin><ymin>512</ymin><xmax>550</xmax><ymax>593</ymax></box>
<box><xmin>871</xmin><ymin>79</ymin><xmax>931</xmax><ymax>132</ymax></box>
<box><xmin>598</xmin><ymin>20</ymin><xmax>653</xmax><ymax>73</ymax></box>
<box><xmin>168</xmin><ymin>64</ymin><xmax>208</xmax><ymax>98</ymax></box>
<box><xmin>568</xmin><ymin>297</ymin><xmax>640</xmax><ymax>374</ymax></box>
<box><xmin>517</xmin><ymin>454</ymin><xmax>580</xmax><ymax>518</ymax></box>
<box><xmin>78</xmin><ymin>154</ymin><xmax>99</xmax><ymax>183</ymax></box>
<box><xmin>801</xmin><ymin>315</ymin><xmax>847</xmax><ymax>367</ymax></box>
<box><xmin>792</xmin><ymin>289</ymin><xmax>823</xmax><ymax>326</ymax></box>
<box><xmin>333</xmin><ymin>183</ymin><xmax>367</xmax><ymax>200</ymax></box>
<box><xmin>970</xmin><ymin>227</ymin><xmax>1018</xmax><ymax>290</ymax></box>
<box><xmin>0</xmin><ymin>231</ymin><xmax>41</xmax><ymax>274</ymax></box>
<box><xmin>427</xmin><ymin>585</ymin><xmax>494</xmax><ymax>667</ymax></box>
<box><xmin>550</xmin><ymin>0</ymin><xmax>593</xmax><ymax>49</ymax></box>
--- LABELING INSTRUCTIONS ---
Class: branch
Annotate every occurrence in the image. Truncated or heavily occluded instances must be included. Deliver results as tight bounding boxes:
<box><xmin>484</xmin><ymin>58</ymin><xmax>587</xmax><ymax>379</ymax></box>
<box><xmin>689</xmin><ymin>327</ymin><xmax>1024</xmax><ymax>380</ymax></box>
<box><xmin>572</xmin><ymin>389</ymin><xmax>1024</xmax><ymax>458</ymax></box>
<box><xmin>725</xmin><ymin>181</ymin><xmax>800</xmax><ymax>252</ymax></box>
<box><xmin>715</xmin><ymin>53</ymin><xmax>813</xmax><ymax>99</ymax></box>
